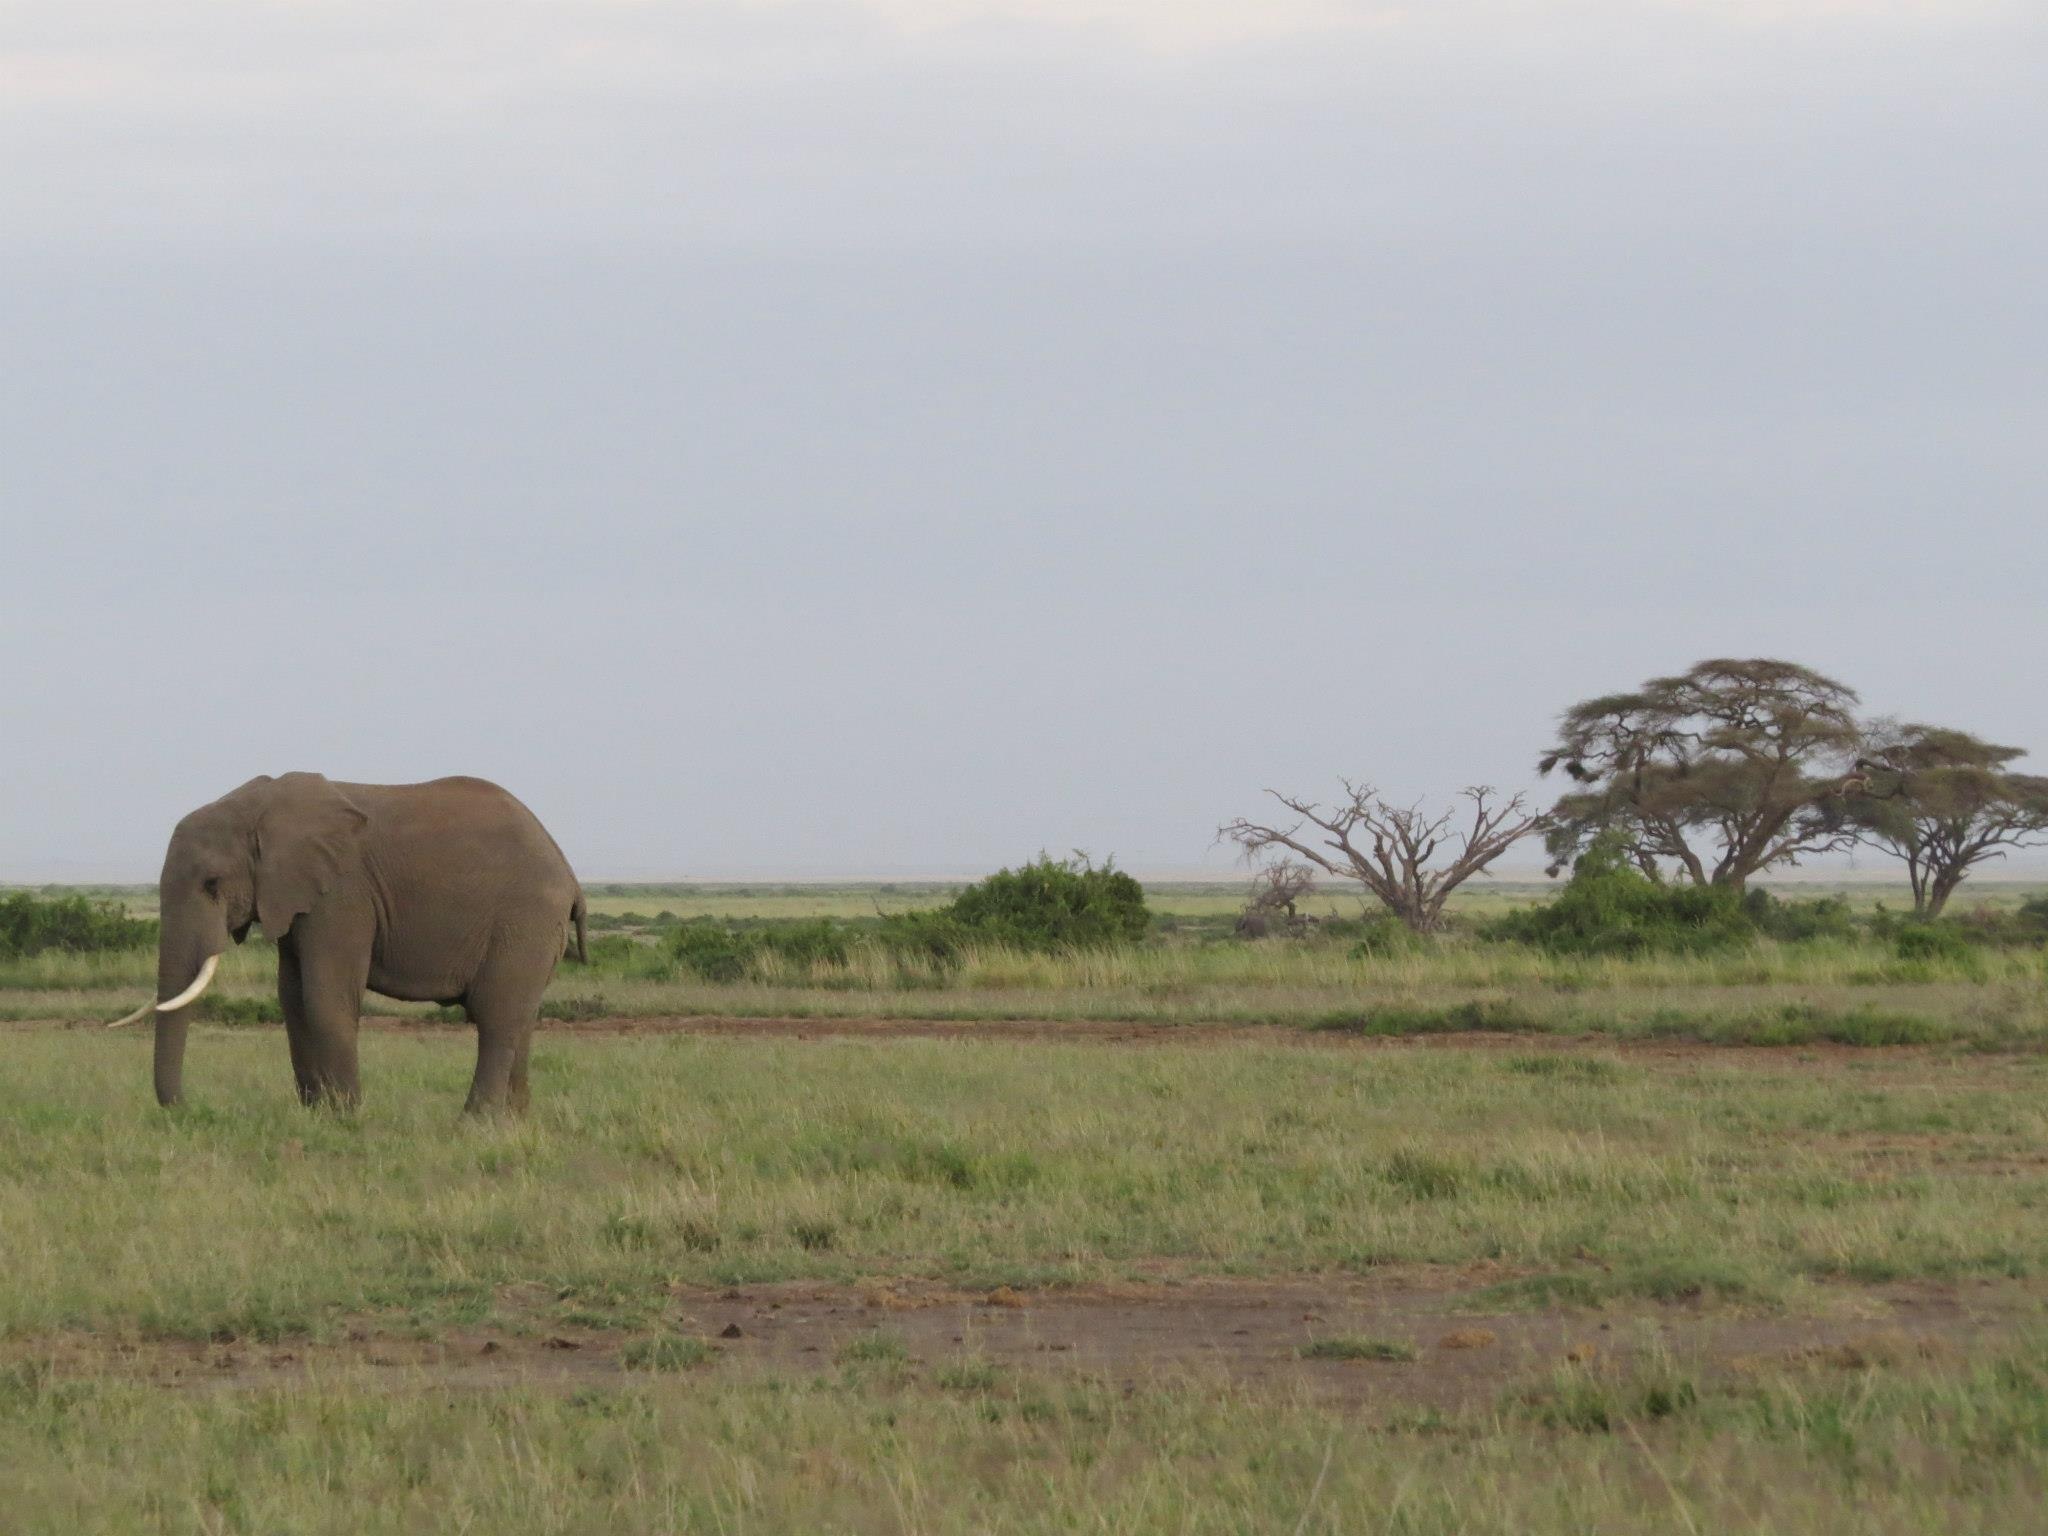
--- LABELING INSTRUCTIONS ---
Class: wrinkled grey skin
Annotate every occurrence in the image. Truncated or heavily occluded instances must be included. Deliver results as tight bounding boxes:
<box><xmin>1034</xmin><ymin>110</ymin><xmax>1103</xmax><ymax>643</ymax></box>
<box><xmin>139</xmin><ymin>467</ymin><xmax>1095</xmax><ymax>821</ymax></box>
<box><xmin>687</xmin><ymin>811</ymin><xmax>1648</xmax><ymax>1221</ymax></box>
<box><xmin>150</xmin><ymin>773</ymin><xmax>584</xmax><ymax>1113</ymax></box>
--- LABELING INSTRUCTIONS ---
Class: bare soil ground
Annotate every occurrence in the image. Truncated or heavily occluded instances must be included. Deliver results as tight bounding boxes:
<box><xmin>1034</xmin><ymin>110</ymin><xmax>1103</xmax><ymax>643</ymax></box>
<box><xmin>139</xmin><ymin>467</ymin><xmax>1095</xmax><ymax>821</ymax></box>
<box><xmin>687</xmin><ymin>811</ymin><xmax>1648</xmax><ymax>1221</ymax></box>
<box><xmin>13</xmin><ymin>1274</ymin><xmax>2037</xmax><ymax>1410</ymax></box>
<box><xmin>19</xmin><ymin>1010</ymin><xmax>2040</xmax><ymax>1069</ymax></box>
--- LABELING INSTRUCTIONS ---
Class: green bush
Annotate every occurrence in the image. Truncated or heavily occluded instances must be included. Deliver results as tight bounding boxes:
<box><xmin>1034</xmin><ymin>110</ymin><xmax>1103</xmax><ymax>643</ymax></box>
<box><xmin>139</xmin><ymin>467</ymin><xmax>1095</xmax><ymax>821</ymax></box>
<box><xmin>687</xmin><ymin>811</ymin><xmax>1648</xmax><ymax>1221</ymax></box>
<box><xmin>583</xmin><ymin>933</ymin><xmax>679</xmax><ymax>980</ymax></box>
<box><xmin>1346</xmin><ymin>914</ymin><xmax>1424</xmax><ymax>959</ymax></box>
<box><xmin>757</xmin><ymin>920</ymin><xmax>855</xmax><ymax>968</ymax></box>
<box><xmin>650</xmin><ymin>857</ymin><xmax>1149</xmax><ymax>983</ymax></box>
<box><xmin>1944</xmin><ymin>901</ymin><xmax>2048</xmax><ymax>948</ymax></box>
<box><xmin>0</xmin><ymin>893</ymin><xmax>155</xmax><ymax>959</ymax></box>
<box><xmin>1742</xmin><ymin>890</ymin><xmax>1858</xmax><ymax>943</ymax></box>
<box><xmin>939</xmin><ymin>854</ymin><xmax>1150</xmax><ymax>952</ymax></box>
<box><xmin>667</xmin><ymin>922</ymin><xmax>760</xmax><ymax>982</ymax></box>
<box><xmin>665</xmin><ymin>918</ymin><xmax>862</xmax><ymax>980</ymax></box>
<box><xmin>873</xmin><ymin>910</ymin><xmax>971</xmax><ymax>965</ymax></box>
<box><xmin>1892</xmin><ymin>923</ymin><xmax>1976</xmax><ymax>963</ymax></box>
<box><xmin>1481</xmin><ymin>835</ymin><xmax>1756</xmax><ymax>956</ymax></box>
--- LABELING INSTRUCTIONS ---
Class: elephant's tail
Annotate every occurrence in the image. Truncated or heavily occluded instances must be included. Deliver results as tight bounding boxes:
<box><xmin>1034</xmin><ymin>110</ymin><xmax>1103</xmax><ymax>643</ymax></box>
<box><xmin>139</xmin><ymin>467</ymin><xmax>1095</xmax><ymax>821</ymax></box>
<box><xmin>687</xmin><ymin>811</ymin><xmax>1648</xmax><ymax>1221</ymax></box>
<box><xmin>570</xmin><ymin>892</ymin><xmax>588</xmax><ymax>964</ymax></box>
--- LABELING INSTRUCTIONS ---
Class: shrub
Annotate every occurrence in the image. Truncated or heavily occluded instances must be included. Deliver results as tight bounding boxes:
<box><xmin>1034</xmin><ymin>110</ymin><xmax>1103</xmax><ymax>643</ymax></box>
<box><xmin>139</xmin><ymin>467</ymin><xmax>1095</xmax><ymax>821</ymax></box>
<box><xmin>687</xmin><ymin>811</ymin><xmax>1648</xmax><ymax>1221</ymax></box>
<box><xmin>1892</xmin><ymin>923</ymin><xmax>1976</xmax><ymax>963</ymax></box>
<box><xmin>1947</xmin><ymin>902</ymin><xmax>2048</xmax><ymax>948</ymax></box>
<box><xmin>582</xmin><ymin>933</ymin><xmax>679</xmax><ymax>981</ymax></box>
<box><xmin>1742</xmin><ymin>890</ymin><xmax>1858</xmax><ymax>943</ymax></box>
<box><xmin>0</xmin><ymin>893</ymin><xmax>155</xmax><ymax>959</ymax></box>
<box><xmin>652</xmin><ymin>857</ymin><xmax>1150</xmax><ymax>983</ymax></box>
<box><xmin>938</xmin><ymin>854</ymin><xmax>1150</xmax><ymax>952</ymax></box>
<box><xmin>1481</xmin><ymin>835</ymin><xmax>1756</xmax><ymax>955</ymax></box>
<box><xmin>874</xmin><ymin>910</ymin><xmax>971</xmax><ymax>964</ymax></box>
<box><xmin>1347</xmin><ymin>914</ymin><xmax>1424</xmax><ymax>959</ymax></box>
<box><xmin>667</xmin><ymin>922</ymin><xmax>760</xmax><ymax>982</ymax></box>
<box><xmin>756</xmin><ymin>920</ymin><xmax>855</xmax><ymax>969</ymax></box>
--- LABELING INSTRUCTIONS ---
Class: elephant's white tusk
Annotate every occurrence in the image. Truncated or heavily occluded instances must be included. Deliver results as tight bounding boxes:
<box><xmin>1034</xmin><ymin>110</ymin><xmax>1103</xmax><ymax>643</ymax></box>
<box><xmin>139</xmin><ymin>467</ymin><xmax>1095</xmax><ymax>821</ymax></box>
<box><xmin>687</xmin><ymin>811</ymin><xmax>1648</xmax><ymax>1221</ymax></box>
<box><xmin>104</xmin><ymin>1001</ymin><xmax>153</xmax><ymax>1029</ymax></box>
<box><xmin>155</xmin><ymin>953</ymin><xmax>220</xmax><ymax>1013</ymax></box>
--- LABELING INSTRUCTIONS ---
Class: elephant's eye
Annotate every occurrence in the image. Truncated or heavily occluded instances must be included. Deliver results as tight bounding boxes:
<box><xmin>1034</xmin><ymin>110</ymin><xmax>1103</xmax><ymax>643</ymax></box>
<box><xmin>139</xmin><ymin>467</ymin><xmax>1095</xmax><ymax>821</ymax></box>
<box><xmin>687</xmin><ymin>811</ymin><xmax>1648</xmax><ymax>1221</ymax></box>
<box><xmin>202</xmin><ymin>877</ymin><xmax>222</xmax><ymax>899</ymax></box>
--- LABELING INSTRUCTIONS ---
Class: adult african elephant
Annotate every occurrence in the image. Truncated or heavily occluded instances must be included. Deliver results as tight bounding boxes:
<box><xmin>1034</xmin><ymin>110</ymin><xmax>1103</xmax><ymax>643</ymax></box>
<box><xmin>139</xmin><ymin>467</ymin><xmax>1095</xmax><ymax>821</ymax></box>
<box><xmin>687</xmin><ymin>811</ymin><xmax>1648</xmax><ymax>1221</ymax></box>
<box><xmin>108</xmin><ymin>773</ymin><xmax>585</xmax><ymax>1113</ymax></box>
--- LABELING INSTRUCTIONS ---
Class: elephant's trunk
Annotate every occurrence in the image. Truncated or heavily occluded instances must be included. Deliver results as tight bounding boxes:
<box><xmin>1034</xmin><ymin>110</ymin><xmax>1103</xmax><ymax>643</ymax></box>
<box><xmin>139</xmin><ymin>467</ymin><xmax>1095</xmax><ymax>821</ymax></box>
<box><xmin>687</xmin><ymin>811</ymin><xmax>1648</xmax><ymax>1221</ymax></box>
<box><xmin>152</xmin><ymin>942</ymin><xmax>219</xmax><ymax>1108</ymax></box>
<box><xmin>153</xmin><ymin>1005</ymin><xmax>190</xmax><ymax>1108</ymax></box>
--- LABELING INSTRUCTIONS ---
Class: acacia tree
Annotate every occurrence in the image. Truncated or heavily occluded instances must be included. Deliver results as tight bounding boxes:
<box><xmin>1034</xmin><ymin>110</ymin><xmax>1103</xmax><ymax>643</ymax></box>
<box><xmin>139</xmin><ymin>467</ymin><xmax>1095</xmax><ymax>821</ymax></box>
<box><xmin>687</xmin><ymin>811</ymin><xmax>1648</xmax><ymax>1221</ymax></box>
<box><xmin>1828</xmin><ymin>723</ymin><xmax>2048</xmax><ymax>916</ymax></box>
<box><xmin>1220</xmin><ymin>784</ymin><xmax>1540</xmax><ymax>934</ymax></box>
<box><xmin>1538</xmin><ymin>658</ymin><xmax>1861</xmax><ymax>889</ymax></box>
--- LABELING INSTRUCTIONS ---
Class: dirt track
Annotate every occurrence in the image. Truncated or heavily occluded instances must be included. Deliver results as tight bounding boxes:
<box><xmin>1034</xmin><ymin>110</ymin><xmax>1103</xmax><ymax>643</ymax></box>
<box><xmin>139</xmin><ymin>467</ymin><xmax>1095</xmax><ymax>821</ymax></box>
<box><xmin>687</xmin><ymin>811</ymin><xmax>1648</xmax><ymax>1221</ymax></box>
<box><xmin>14</xmin><ymin>1275</ymin><xmax>2037</xmax><ymax>1408</ymax></box>
<box><xmin>22</xmin><ymin>1012</ymin><xmax>2029</xmax><ymax>1082</ymax></box>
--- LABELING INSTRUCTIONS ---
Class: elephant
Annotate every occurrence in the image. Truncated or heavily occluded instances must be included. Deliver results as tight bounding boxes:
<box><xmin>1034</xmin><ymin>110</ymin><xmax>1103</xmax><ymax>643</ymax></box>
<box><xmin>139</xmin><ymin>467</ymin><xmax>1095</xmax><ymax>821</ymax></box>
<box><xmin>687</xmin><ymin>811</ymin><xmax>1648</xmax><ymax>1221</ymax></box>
<box><xmin>107</xmin><ymin>773</ymin><xmax>585</xmax><ymax>1113</ymax></box>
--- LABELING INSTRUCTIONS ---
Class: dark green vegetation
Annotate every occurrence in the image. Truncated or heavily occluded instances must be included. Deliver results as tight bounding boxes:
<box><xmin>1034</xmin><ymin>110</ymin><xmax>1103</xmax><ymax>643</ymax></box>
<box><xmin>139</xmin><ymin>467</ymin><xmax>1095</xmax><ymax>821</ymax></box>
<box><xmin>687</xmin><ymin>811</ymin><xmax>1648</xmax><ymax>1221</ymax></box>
<box><xmin>9</xmin><ymin>873</ymin><xmax>2048</xmax><ymax>1051</ymax></box>
<box><xmin>937</xmin><ymin>853</ymin><xmax>1151</xmax><ymax>949</ymax></box>
<box><xmin>0</xmin><ymin>891</ymin><xmax>154</xmax><ymax>959</ymax></box>
<box><xmin>1478</xmin><ymin>833</ymin><xmax>2048</xmax><ymax>961</ymax></box>
<box><xmin>654</xmin><ymin>853</ymin><xmax>1152</xmax><ymax>981</ymax></box>
<box><xmin>1539</xmin><ymin>659</ymin><xmax>2048</xmax><ymax>914</ymax></box>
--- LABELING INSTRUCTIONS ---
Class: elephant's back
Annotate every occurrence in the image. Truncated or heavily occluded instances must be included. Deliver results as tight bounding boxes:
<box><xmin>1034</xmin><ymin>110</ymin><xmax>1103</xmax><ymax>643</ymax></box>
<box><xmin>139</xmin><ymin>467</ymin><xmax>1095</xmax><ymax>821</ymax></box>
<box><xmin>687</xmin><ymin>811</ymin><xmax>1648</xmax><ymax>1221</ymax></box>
<box><xmin>346</xmin><ymin>777</ymin><xmax>580</xmax><ymax>893</ymax></box>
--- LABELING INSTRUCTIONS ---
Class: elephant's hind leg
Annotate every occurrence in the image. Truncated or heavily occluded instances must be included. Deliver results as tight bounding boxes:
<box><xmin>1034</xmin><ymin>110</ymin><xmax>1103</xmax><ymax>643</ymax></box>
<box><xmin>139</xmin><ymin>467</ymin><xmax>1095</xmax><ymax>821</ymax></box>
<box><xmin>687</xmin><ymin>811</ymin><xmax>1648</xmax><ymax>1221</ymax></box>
<box><xmin>461</xmin><ymin>934</ymin><xmax>555</xmax><ymax>1115</ymax></box>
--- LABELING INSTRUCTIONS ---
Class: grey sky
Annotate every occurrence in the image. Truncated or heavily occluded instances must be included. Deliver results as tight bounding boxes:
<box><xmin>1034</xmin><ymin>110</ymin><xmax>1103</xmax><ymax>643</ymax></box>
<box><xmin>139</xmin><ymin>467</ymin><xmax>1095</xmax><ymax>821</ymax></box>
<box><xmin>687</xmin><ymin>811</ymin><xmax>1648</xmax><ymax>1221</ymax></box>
<box><xmin>3</xmin><ymin>1</ymin><xmax>2043</xmax><ymax>878</ymax></box>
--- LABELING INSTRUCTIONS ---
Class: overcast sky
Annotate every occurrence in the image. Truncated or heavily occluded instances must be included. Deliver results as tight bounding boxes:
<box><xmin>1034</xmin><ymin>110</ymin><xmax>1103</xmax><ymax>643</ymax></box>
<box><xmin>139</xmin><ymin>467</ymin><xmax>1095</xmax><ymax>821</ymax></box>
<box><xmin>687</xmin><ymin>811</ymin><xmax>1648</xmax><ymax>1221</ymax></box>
<box><xmin>3</xmin><ymin>1</ymin><xmax>2043</xmax><ymax>879</ymax></box>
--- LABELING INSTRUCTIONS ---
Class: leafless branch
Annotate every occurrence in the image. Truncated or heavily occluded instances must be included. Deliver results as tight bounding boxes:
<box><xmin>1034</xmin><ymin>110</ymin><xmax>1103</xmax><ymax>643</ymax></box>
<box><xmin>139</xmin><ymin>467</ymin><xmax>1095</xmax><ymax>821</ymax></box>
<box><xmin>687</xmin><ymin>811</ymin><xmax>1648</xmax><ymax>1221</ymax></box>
<box><xmin>1221</xmin><ymin>784</ymin><xmax>1543</xmax><ymax>933</ymax></box>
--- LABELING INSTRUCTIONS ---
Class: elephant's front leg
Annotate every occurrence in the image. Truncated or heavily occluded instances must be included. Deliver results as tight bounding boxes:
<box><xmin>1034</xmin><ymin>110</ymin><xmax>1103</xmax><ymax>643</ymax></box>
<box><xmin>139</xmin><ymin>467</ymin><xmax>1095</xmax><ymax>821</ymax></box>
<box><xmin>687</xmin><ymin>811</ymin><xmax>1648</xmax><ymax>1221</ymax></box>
<box><xmin>276</xmin><ymin>937</ymin><xmax>323</xmax><ymax>1107</ymax></box>
<box><xmin>287</xmin><ymin>912</ymin><xmax>372</xmax><ymax>1110</ymax></box>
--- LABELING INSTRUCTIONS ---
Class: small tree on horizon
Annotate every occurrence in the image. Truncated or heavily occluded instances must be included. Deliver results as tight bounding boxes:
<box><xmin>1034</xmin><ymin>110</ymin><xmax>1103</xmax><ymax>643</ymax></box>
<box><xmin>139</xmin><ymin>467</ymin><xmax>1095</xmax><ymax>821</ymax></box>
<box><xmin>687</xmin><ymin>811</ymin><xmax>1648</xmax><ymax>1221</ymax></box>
<box><xmin>1825</xmin><ymin>722</ymin><xmax>2048</xmax><ymax>917</ymax></box>
<box><xmin>1220</xmin><ymin>784</ymin><xmax>1541</xmax><ymax>934</ymax></box>
<box><xmin>1538</xmin><ymin>657</ymin><xmax>1861</xmax><ymax>889</ymax></box>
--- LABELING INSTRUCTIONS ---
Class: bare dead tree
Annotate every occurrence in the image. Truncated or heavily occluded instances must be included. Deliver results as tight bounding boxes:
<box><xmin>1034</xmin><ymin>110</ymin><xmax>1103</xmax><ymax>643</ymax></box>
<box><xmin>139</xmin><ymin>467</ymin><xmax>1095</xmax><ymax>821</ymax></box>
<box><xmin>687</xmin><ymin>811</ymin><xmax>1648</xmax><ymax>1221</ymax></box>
<box><xmin>1235</xmin><ymin>859</ymin><xmax>1319</xmax><ymax>938</ymax></box>
<box><xmin>1220</xmin><ymin>783</ymin><xmax>1542</xmax><ymax>934</ymax></box>
<box><xmin>1247</xmin><ymin>861</ymin><xmax>1317</xmax><ymax>918</ymax></box>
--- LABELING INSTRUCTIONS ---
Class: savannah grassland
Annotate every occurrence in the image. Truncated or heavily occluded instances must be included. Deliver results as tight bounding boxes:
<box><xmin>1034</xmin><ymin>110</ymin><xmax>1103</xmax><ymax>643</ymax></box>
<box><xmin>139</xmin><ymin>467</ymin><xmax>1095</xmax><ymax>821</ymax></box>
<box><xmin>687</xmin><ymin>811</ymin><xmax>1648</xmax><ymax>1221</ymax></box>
<box><xmin>5</xmin><ymin>881</ymin><xmax>2048</xmax><ymax>1531</ymax></box>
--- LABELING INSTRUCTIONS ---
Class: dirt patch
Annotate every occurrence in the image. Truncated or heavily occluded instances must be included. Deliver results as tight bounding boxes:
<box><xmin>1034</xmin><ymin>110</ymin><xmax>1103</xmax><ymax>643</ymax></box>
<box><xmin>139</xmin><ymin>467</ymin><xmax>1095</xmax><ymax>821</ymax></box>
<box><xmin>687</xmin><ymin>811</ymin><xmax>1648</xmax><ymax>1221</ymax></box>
<box><xmin>410</xmin><ymin>1016</ymin><xmax>2025</xmax><ymax>1071</ymax></box>
<box><xmin>12</xmin><ymin>1276</ymin><xmax>2038</xmax><ymax>1409</ymax></box>
<box><xmin>18</xmin><ymin>1013</ymin><xmax>2037</xmax><ymax>1076</ymax></box>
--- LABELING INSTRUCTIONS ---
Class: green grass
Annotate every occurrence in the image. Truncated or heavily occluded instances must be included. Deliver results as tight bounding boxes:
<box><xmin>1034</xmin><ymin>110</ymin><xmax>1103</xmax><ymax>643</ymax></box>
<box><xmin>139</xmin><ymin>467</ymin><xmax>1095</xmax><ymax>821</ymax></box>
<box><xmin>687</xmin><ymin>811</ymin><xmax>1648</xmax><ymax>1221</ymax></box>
<box><xmin>9</xmin><ymin>897</ymin><xmax>2048</xmax><ymax>1535</ymax></box>
<box><xmin>839</xmin><ymin>1328</ymin><xmax>911</xmax><ymax>1366</ymax></box>
<box><xmin>6</xmin><ymin>1346</ymin><xmax>2048</xmax><ymax>1533</ymax></box>
<box><xmin>12</xmin><ymin>928</ymin><xmax>2046</xmax><ymax>1053</ymax></box>
<box><xmin>935</xmin><ymin>1357</ymin><xmax>1003</xmax><ymax>1391</ymax></box>
<box><xmin>9</xmin><ymin>879</ymin><xmax>2046</xmax><ymax>1060</ymax></box>
<box><xmin>4</xmin><ymin>1030</ymin><xmax>2048</xmax><ymax>1340</ymax></box>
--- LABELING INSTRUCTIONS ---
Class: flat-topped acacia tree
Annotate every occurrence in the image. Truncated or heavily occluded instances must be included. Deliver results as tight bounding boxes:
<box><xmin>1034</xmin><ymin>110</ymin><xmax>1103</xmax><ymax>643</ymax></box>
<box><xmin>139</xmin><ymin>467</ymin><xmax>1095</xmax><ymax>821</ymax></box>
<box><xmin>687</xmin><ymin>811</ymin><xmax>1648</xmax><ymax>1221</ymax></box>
<box><xmin>1829</xmin><ymin>723</ymin><xmax>2048</xmax><ymax>916</ymax></box>
<box><xmin>1220</xmin><ymin>784</ymin><xmax>1540</xmax><ymax>934</ymax></box>
<box><xmin>1538</xmin><ymin>657</ymin><xmax>1861</xmax><ymax>890</ymax></box>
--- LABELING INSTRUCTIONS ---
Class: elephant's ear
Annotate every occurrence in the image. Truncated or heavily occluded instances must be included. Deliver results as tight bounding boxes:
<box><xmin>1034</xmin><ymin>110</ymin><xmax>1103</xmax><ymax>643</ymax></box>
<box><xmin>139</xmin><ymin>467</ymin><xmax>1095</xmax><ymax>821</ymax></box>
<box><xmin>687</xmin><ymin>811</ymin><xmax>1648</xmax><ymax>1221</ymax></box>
<box><xmin>254</xmin><ymin>773</ymin><xmax>369</xmax><ymax>938</ymax></box>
